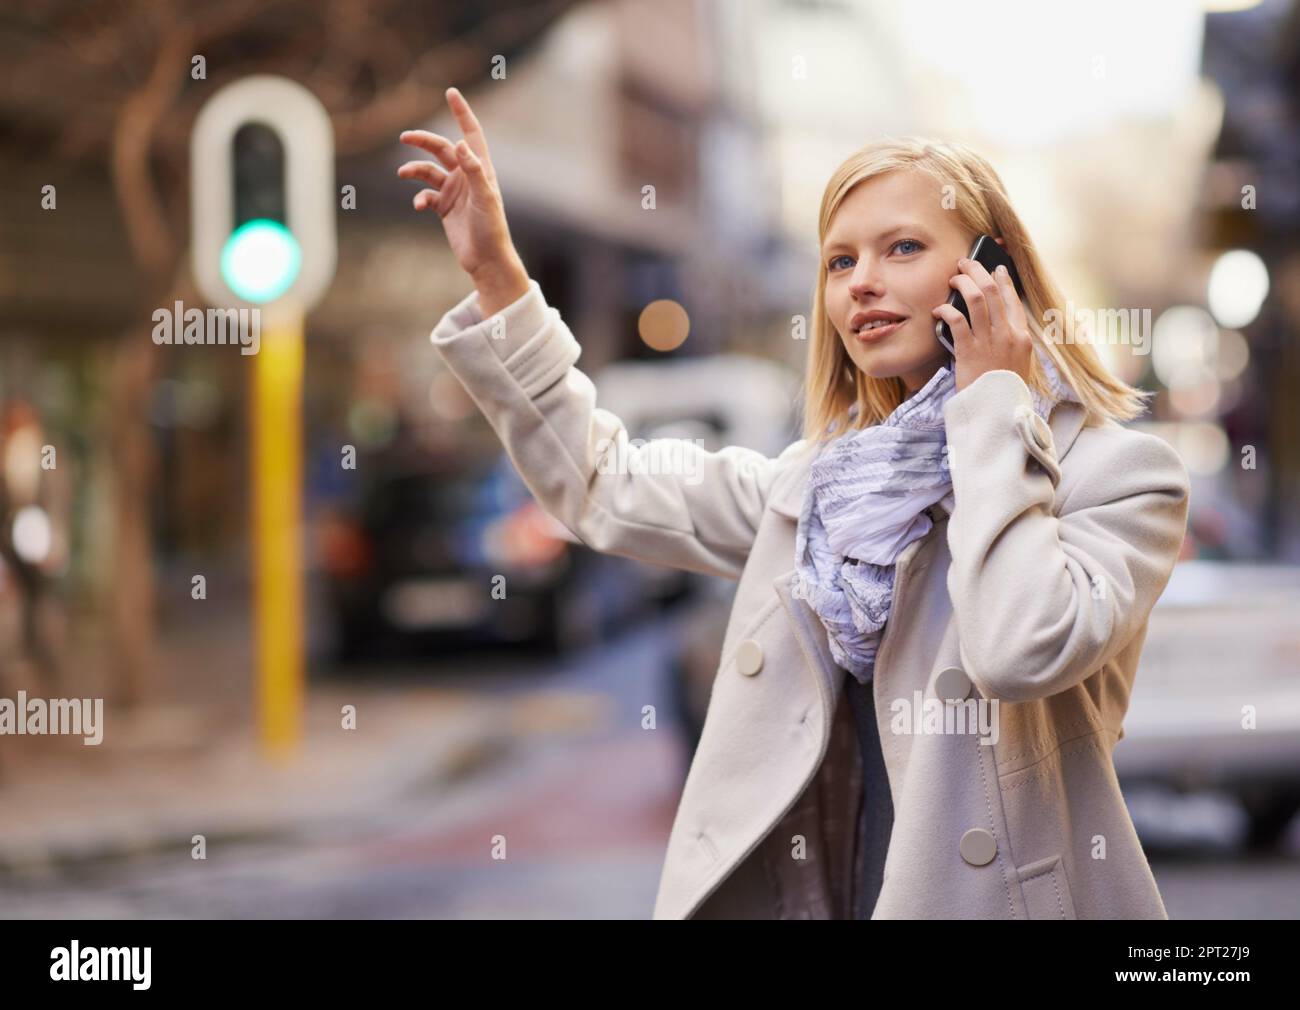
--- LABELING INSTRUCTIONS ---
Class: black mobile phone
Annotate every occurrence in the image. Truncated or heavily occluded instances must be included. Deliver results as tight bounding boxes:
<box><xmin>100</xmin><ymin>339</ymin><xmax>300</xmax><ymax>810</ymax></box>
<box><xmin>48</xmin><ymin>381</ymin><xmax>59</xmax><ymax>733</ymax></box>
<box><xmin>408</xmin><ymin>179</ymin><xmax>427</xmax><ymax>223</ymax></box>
<box><xmin>935</xmin><ymin>234</ymin><xmax>1025</xmax><ymax>356</ymax></box>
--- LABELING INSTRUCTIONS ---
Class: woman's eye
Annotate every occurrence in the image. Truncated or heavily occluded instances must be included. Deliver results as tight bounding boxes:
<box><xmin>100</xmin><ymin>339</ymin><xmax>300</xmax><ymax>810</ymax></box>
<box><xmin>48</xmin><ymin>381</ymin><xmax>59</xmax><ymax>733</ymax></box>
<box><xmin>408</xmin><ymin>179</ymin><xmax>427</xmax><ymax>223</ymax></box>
<box><xmin>828</xmin><ymin>240</ymin><xmax>922</xmax><ymax>270</ymax></box>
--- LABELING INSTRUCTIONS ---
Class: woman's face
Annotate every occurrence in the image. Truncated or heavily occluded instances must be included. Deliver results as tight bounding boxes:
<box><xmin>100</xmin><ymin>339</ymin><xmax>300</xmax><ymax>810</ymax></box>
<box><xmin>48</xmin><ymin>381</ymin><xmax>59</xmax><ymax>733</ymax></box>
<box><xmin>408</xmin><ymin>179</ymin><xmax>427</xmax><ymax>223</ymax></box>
<box><xmin>822</xmin><ymin>169</ymin><xmax>976</xmax><ymax>395</ymax></box>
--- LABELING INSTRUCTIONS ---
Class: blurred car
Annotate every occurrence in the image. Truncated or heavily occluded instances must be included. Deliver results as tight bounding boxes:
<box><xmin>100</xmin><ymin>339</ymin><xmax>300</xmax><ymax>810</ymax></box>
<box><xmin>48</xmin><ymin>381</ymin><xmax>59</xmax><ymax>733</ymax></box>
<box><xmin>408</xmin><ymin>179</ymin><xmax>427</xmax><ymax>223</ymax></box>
<box><xmin>1114</xmin><ymin>560</ymin><xmax>1300</xmax><ymax>850</ymax></box>
<box><xmin>592</xmin><ymin>352</ymin><xmax>799</xmax><ymax>461</ymax></box>
<box><xmin>321</xmin><ymin>352</ymin><xmax>801</xmax><ymax>669</ymax></box>
<box><xmin>319</xmin><ymin>451</ymin><xmax>592</xmax><ymax>658</ymax></box>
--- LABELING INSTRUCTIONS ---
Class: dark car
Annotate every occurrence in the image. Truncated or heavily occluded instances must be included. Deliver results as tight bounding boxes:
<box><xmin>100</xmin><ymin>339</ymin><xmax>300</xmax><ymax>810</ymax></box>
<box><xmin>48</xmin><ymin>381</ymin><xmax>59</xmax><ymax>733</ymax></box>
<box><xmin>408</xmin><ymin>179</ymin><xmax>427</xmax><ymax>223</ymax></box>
<box><xmin>319</xmin><ymin>452</ymin><xmax>595</xmax><ymax>659</ymax></box>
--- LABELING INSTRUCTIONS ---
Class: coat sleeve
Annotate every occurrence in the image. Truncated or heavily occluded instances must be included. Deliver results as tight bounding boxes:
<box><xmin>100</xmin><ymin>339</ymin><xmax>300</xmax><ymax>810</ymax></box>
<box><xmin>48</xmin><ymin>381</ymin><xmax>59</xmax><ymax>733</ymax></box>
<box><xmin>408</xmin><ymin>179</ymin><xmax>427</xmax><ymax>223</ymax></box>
<box><xmin>429</xmin><ymin>278</ymin><xmax>798</xmax><ymax>581</ymax></box>
<box><xmin>941</xmin><ymin>369</ymin><xmax>1190</xmax><ymax>703</ymax></box>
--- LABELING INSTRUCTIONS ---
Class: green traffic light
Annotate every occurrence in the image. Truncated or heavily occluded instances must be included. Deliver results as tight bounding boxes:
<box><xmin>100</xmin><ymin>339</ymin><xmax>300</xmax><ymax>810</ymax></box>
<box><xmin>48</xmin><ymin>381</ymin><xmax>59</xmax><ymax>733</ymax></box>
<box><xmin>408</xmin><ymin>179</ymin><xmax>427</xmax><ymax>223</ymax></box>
<box><xmin>220</xmin><ymin>219</ymin><xmax>302</xmax><ymax>304</ymax></box>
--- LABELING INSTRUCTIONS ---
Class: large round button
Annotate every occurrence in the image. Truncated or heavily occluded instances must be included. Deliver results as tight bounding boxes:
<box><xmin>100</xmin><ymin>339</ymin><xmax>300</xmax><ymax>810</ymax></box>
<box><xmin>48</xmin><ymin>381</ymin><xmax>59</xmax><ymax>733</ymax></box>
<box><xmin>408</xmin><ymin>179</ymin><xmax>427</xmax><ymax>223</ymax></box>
<box><xmin>1014</xmin><ymin>404</ymin><xmax>1053</xmax><ymax>451</ymax></box>
<box><xmin>736</xmin><ymin>639</ymin><xmax>764</xmax><ymax>676</ymax></box>
<box><xmin>935</xmin><ymin>665</ymin><xmax>973</xmax><ymax>702</ymax></box>
<box><xmin>959</xmin><ymin>827</ymin><xmax>998</xmax><ymax>866</ymax></box>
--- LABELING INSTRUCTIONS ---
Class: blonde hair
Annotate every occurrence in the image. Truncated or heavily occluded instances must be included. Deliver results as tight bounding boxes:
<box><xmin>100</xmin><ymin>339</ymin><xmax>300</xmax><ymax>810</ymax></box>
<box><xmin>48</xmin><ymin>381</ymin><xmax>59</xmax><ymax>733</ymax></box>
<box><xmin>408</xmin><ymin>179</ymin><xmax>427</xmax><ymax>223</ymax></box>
<box><xmin>801</xmin><ymin>136</ymin><xmax>1152</xmax><ymax>444</ymax></box>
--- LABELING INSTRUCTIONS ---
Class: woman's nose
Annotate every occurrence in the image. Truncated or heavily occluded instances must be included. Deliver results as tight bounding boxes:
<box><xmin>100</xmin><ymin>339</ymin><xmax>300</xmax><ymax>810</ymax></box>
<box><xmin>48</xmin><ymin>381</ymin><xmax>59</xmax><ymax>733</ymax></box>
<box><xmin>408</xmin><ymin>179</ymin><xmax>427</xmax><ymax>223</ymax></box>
<box><xmin>849</xmin><ymin>263</ymin><xmax>885</xmax><ymax>298</ymax></box>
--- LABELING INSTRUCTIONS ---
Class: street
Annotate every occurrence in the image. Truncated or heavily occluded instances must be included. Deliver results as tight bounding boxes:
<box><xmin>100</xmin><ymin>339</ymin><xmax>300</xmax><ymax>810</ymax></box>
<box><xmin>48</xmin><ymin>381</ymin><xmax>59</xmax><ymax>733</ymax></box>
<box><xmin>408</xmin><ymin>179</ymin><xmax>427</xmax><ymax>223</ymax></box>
<box><xmin>0</xmin><ymin>612</ymin><xmax>689</xmax><ymax>919</ymax></box>
<box><xmin>2</xmin><ymin>606</ymin><xmax>1297</xmax><ymax>919</ymax></box>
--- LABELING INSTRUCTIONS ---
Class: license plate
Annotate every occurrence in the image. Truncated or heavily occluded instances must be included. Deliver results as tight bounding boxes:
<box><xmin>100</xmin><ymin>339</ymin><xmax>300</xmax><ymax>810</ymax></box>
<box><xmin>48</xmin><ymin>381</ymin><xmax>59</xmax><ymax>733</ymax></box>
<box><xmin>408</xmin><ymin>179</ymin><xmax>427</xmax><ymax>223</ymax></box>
<box><xmin>381</xmin><ymin>578</ymin><xmax>487</xmax><ymax>630</ymax></box>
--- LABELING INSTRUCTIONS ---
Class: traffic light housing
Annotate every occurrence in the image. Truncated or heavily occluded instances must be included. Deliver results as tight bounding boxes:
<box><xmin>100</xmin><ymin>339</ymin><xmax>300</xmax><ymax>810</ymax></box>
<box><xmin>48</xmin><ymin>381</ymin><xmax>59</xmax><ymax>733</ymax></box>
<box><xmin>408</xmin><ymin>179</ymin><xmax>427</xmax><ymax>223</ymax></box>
<box><xmin>191</xmin><ymin>76</ymin><xmax>335</xmax><ymax>310</ymax></box>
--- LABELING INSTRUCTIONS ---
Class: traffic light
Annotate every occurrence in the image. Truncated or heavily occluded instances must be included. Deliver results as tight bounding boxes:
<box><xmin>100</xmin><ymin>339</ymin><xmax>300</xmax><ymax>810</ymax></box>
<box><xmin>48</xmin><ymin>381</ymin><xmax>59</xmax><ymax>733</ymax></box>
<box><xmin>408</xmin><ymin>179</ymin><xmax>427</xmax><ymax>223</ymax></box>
<box><xmin>189</xmin><ymin>76</ymin><xmax>336</xmax><ymax>760</ymax></box>
<box><xmin>191</xmin><ymin>75</ymin><xmax>335</xmax><ymax>310</ymax></box>
<box><xmin>220</xmin><ymin>123</ymin><xmax>301</xmax><ymax>303</ymax></box>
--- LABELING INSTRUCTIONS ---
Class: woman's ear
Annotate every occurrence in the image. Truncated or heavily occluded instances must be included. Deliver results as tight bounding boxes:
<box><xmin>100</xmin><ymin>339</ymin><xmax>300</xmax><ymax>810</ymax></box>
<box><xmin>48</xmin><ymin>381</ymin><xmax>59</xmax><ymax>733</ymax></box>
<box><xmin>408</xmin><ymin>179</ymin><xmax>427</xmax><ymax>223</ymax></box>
<box><xmin>994</xmin><ymin>237</ymin><xmax>1005</xmax><ymax>247</ymax></box>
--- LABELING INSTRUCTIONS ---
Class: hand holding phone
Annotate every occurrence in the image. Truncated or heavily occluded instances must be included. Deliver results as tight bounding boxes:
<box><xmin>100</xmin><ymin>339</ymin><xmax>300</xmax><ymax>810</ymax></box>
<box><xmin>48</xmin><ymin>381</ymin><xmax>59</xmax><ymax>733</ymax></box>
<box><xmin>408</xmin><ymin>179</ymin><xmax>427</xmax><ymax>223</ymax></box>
<box><xmin>934</xmin><ymin>235</ymin><xmax>1024</xmax><ymax>356</ymax></box>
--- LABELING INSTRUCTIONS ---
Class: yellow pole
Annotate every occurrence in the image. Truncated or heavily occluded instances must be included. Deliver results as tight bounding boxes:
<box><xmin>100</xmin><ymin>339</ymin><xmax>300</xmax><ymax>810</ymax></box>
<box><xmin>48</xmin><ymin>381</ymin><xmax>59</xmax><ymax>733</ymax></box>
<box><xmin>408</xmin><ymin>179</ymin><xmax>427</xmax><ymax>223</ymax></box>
<box><xmin>251</xmin><ymin>300</ymin><xmax>304</xmax><ymax>761</ymax></box>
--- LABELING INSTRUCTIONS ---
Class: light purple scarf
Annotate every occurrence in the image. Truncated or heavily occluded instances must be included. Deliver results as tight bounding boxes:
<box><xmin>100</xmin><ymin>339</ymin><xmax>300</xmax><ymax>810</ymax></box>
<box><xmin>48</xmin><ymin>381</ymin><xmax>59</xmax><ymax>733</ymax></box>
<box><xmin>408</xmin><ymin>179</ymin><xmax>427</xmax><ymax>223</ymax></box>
<box><xmin>794</xmin><ymin>351</ymin><xmax>1079</xmax><ymax>683</ymax></box>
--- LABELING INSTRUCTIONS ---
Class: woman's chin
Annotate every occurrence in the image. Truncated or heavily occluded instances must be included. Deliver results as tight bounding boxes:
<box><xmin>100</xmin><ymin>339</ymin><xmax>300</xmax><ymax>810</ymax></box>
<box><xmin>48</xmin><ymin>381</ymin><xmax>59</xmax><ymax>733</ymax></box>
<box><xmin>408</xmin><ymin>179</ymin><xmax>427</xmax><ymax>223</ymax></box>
<box><xmin>850</xmin><ymin>346</ymin><xmax>948</xmax><ymax>383</ymax></box>
<box><xmin>852</xmin><ymin>354</ymin><xmax>918</xmax><ymax>381</ymax></box>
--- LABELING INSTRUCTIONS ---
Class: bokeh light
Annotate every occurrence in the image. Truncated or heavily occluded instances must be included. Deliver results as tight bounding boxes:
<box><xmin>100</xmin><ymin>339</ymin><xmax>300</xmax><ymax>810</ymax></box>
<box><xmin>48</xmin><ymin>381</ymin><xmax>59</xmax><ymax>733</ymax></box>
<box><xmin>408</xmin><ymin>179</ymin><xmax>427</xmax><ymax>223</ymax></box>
<box><xmin>1207</xmin><ymin>249</ymin><xmax>1269</xmax><ymax>329</ymax></box>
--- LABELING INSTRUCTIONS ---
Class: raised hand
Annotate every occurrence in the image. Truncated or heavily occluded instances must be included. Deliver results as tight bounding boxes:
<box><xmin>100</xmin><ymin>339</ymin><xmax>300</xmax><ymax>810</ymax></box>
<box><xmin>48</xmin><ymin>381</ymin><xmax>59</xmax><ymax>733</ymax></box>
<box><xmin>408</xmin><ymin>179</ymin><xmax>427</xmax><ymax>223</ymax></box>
<box><xmin>398</xmin><ymin>87</ymin><xmax>529</xmax><ymax>314</ymax></box>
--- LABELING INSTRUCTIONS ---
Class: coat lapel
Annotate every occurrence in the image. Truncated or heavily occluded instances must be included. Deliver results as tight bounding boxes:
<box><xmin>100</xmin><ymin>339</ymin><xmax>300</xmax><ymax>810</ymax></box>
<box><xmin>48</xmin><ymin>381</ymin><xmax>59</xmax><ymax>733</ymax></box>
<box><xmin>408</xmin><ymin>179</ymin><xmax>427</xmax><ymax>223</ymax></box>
<box><xmin>765</xmin><ymin>396</ymin><xmax>1091</xmax><ymax>748</ymax></box>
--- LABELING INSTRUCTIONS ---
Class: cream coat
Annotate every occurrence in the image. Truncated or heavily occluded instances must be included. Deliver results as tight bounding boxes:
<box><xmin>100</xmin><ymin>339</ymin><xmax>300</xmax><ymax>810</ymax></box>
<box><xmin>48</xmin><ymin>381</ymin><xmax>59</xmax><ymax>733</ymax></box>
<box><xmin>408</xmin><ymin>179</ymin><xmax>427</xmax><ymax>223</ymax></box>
<box><xmin>431</xmin><ymin>279</ymin><xmax>1192</xmax><ymax>920</ymax></box>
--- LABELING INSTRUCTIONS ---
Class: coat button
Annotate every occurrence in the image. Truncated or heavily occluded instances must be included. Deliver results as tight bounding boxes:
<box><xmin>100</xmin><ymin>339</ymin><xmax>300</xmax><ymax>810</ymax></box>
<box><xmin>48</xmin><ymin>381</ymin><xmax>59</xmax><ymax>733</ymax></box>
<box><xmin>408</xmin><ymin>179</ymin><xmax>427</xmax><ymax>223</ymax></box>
<box><xmin>935</xmin><ymin>665</ymin><xmax>973</xmax><ymax>702</ymax></box>
<box><xmin>959</xmin><ymin>827</ymin><xmax>997</xmax><ymax>866</ymax></box>
<box><xmin>1014</xmin><ymin>404</ymin><xmax>1053</xmax><ymax>451</ymax></box>
<box><xmin>736</xmin><ymin>639</ymin><xmax>764</xmax><ymax>676</ymax></box>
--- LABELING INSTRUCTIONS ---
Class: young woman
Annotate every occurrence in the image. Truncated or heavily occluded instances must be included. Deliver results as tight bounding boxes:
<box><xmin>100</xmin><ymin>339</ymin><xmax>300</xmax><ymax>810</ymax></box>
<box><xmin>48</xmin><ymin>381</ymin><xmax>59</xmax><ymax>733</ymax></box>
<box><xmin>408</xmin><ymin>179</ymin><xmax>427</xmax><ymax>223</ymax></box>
<box><xmin>398</xmin><ymin>88</ymin><xmax>1191</xmax><ymax>920</ymax></box>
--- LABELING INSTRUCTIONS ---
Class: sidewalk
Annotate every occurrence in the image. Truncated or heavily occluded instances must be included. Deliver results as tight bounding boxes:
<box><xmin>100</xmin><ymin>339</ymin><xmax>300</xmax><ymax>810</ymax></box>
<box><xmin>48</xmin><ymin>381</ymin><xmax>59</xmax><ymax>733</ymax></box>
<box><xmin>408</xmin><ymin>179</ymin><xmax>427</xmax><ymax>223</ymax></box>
<box><xmin>0</xmin><ymin>682</ymin><xmax>540</xmax><ymax>880</ymax></box>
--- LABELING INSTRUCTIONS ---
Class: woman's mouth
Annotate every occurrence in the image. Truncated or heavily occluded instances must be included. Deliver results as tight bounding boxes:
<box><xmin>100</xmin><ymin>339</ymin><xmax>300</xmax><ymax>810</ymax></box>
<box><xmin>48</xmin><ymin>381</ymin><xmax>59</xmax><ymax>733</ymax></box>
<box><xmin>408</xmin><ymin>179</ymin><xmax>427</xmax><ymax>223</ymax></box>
<box><xmin>853</xmin><ymin>318</ymin><xmax>907</xmax><ymax>343</ymax></box>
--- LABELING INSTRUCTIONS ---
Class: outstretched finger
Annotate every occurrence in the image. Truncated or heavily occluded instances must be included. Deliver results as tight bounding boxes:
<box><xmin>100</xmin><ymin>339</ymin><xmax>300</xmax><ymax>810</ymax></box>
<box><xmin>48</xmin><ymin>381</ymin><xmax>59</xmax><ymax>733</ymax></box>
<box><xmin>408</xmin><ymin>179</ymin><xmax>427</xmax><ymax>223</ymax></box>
<box><xmin>446</xmin><ymin>88</ymin><xmax>495</xmax><ymax>174</ymax></box>
<box><xmin>399</xmin><ymin>130</ymin><xmax>458</xmax><ymax>171</ymax></box>
<box><xmin>412</xmin><ymin>188</ymin><xmax>440</xmax><ymax>212</ymax></box>
<box><xmin>397</xmin><ymin>160</ymin><xmax>448</xmax><ymax>187</ymax></box>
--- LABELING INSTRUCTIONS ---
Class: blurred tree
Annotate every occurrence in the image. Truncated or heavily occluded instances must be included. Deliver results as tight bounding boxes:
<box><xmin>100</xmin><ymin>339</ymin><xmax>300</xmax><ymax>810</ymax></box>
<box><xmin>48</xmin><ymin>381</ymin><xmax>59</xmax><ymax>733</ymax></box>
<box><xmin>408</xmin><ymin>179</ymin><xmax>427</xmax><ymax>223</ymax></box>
<box><xmin>0</xmin><ymin>0</ymin><xmax>582</xmax><ymax>705</ymax></box>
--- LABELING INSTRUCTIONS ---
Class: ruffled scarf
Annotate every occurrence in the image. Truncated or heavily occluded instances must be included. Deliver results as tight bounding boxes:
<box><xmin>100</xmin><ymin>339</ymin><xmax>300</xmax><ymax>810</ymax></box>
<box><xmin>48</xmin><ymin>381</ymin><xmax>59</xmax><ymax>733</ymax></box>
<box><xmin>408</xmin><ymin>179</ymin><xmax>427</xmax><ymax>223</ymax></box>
<box><xmin>793</xmin><ymin>352</ymin><xmax>1079</xmax><ymax>683</ymax></box>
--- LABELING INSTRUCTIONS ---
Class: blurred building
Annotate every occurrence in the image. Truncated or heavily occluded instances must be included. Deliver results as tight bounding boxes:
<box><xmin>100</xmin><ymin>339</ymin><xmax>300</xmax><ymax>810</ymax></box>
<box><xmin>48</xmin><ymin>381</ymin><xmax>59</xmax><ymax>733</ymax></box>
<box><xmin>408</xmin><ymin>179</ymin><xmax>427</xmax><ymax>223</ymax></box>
<box><xmin>317</xmin><ymin>0</ymin><xmax>801</xmax><ymax>429</ymax></box>
<box><xmin>1195</xmin><ymin>0</ymin><xmax>1300</xmax><ymax>560</ymax></box>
